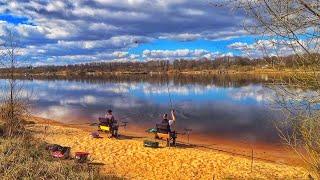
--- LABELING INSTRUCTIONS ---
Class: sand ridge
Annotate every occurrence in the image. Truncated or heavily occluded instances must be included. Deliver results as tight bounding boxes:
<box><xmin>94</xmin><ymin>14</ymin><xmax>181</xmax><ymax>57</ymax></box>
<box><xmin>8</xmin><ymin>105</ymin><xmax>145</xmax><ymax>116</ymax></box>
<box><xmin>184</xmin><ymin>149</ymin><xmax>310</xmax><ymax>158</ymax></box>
<box><xmin>28</xmin><ymin>120</ymin><xmax>308</xmax><ymax>180</ymax></box>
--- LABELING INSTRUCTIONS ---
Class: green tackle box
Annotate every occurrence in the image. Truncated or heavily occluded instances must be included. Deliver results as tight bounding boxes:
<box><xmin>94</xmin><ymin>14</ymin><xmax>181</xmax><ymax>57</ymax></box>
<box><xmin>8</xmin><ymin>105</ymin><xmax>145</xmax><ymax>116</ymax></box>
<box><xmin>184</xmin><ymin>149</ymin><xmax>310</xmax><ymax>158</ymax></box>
<box><xmin>143</xmin><ymin>140</ymin><xmax>159</xmax><ymax>148</ymax></box>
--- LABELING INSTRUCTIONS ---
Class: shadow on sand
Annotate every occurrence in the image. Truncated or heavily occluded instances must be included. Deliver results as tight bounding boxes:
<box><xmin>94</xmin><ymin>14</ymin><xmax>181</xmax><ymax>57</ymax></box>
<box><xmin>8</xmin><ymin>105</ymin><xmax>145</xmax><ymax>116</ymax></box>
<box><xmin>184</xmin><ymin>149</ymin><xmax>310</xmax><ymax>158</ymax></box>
<box><xmin>117</xmin><ymin>134</ymin><xmax>145</xmax><ymax>140</ymax></box>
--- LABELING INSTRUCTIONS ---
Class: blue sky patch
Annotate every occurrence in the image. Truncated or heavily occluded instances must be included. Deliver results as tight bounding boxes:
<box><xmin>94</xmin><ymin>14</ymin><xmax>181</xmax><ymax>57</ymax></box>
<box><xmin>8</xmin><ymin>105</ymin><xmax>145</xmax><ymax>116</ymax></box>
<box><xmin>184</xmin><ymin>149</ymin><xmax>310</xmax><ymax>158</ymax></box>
<box><xmin>0</xmin><ymin>14</ymin><xmax>31</xmax><ymax>25</ymax></box>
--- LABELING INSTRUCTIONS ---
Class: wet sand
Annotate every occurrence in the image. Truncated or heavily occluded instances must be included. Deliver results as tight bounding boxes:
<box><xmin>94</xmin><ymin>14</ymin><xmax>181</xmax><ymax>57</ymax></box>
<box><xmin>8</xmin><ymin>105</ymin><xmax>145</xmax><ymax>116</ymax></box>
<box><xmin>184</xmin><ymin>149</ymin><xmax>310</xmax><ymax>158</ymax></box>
<box><xmin>120</xmin><ymin>123</ymin><xmax>302</xmax><ymax>166</ymax></box>
<box><xmin>27</xmin><ymin>116</ymin><xmax>308</xmax><ymax>179</ymax></box>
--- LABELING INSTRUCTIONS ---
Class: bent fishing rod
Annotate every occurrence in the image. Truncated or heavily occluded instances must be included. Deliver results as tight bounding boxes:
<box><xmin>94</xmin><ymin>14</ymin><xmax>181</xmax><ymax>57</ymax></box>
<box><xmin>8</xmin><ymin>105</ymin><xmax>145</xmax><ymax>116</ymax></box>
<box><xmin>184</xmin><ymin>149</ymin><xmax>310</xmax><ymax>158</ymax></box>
<box><xmin>165</xmin><ymin>75</ymin><xmax>174</xmax><ymax>110</ymax></box>
<box><xmin>65</xmin><ymin>121</ymin><xmax>129</xmax><ymax>127</ymax></box>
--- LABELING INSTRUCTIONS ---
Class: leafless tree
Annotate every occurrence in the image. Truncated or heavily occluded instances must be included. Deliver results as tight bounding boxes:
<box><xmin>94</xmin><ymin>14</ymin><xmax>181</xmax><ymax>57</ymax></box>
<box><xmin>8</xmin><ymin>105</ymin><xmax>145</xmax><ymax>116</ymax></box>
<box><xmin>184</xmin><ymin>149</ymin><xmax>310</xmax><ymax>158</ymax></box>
<box><xmin>0</xmin><ymin>30</ymin><xmax>30</xmax><ymax>137</ymax></box>
<box><xmin>224</xmin><ymin>0</ymin><xmax>320</xmax><ymax>178</ymax></box>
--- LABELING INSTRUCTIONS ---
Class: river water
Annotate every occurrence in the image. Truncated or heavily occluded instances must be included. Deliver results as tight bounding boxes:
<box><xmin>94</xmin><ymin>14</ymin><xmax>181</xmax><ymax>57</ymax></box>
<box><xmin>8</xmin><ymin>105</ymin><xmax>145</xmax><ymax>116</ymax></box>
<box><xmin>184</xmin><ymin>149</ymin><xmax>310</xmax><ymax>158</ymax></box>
<box><xmin>2</xmin><ymin>74</ymin><xmax>283</xmax><ymax>146</ymax></box>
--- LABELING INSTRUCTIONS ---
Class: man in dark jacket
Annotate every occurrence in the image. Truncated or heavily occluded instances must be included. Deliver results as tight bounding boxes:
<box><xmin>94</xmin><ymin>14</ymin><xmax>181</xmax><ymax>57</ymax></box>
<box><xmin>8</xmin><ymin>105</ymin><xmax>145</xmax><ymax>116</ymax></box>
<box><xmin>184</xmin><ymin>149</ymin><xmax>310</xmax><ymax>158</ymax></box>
<box><xmin>104</xmin><ymin>109</ymin><xmax>118</xmax><ymax>138</ymax></box>
<box><xmin>161</xmin><ymin>110</ymin><xmax>176</xmax><ymax>132</ymax></box>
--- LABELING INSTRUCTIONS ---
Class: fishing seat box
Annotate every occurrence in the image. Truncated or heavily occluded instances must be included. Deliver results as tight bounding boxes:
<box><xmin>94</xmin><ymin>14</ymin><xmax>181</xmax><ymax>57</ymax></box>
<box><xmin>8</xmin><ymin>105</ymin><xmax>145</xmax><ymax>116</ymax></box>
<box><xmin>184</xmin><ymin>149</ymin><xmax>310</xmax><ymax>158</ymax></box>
<box><xmin>158</xmin><ymin>133</ymin><xmax>170</xmax><ymax>139</ymax></box>
<box><xmin>99</xmin><ymin>125</ymin><xmax>110</xmax><ymax>132</ymax></box>
<box><xmin>155</xmin><ymin>123</ymin><xmax>170</xmax><ymax>139</ymax></box>
<box><xmin>98</xmin><ymin>117</ymin><xmax>118</xmax><ymax>132</ymax></box>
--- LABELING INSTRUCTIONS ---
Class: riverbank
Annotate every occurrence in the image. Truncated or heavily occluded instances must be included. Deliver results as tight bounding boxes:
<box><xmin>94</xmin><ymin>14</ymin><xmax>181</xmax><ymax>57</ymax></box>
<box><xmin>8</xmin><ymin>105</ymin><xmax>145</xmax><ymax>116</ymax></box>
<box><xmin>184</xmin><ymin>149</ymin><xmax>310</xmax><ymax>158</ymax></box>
<box><xmin>0</xmin><ymin>122</ymin><xmax>121</xmax><ymax>179</ymax></box>
<box><xmin>28</xmin><ymin>116</ymin><xmax>308</xmax><ymax>179</ymax></box>
<box><xmin>0</xmin><ymin>67</ymin><xmax>306</xmax><ymax>77</ymax></box>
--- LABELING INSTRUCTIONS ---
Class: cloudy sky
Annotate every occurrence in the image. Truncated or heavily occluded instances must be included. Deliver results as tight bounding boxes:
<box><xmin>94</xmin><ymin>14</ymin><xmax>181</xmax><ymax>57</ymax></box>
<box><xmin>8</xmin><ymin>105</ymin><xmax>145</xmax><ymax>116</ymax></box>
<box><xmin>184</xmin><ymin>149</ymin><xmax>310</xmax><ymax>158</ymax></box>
<box><xmin>0</xmin><ymin>0</ymin><xmax>259</xmax><ymax>66</ymax></box>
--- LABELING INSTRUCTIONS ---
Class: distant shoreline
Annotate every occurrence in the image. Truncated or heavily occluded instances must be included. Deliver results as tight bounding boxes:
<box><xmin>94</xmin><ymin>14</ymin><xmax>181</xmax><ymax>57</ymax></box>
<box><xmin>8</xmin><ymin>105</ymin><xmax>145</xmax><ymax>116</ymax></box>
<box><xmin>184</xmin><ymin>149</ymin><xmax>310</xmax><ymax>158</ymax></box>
<box><xmin>0</xmin><ymin>67</ymin><xmax>308</xmax><ymax>78</ymax></box>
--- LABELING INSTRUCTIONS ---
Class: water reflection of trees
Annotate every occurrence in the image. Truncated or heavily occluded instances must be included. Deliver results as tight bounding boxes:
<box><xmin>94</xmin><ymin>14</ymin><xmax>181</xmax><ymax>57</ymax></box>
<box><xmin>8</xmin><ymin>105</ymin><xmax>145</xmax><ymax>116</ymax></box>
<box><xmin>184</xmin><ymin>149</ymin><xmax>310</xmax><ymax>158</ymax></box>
<box><xmin>0</xmin><ymin>74</ymin><xmax>281</xmax><ymax>88</ymax></box>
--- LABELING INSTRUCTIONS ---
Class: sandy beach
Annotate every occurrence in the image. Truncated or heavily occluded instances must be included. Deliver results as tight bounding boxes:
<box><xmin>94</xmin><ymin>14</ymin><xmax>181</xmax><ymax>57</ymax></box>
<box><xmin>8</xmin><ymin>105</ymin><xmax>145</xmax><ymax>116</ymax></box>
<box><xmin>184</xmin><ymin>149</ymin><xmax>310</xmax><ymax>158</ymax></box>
<box><xmin>28</xmin><ymin>117</ymin><xmax>308</xmax><ymax>179</ymax></box>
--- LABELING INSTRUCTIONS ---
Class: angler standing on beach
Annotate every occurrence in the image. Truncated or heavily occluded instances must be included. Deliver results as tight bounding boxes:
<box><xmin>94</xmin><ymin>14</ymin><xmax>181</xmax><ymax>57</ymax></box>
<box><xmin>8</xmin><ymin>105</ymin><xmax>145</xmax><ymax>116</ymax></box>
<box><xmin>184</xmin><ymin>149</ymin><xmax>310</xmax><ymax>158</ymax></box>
<box><xmin>161</xmin><ymin>110</ymin><xmax>176</xmax><ymax>133</ymax></box>
<box><xmin>104</xmin><ymin>109</ymin><xmax>118</xmax><ymax>137</ymax></box>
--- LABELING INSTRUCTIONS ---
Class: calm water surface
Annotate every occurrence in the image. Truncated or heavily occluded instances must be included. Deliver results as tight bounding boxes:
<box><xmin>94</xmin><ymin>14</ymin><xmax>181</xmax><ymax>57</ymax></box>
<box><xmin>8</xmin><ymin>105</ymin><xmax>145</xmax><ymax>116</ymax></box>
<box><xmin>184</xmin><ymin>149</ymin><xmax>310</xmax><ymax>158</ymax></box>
<box><xmin>4</xmin><ymin>75</ymin><xmax>282</xmax><ymax>145</ymax></box>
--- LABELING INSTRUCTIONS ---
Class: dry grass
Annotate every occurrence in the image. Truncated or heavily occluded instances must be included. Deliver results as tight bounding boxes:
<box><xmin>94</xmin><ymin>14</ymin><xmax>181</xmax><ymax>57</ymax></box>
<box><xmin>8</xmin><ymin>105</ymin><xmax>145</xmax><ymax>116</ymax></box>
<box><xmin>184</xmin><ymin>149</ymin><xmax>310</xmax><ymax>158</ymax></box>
<box><xmin>0</xmin><ymin>132</ymin><xmax>122</xmax><ymax>179</ymax></box>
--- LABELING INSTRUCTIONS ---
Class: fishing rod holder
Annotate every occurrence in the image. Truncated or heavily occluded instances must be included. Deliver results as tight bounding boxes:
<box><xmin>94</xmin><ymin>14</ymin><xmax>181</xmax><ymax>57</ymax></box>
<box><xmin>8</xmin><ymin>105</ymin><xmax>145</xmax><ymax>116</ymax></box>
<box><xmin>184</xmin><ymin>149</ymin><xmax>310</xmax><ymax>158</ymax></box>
<box><xmin>121</xmin><ymin>121</ymin><xmax>128</xmax><ymax>125</ymax></box>
<box><xmin>184</xmin><ymin>128</ymin><xmax>192</xmax><ymax>144</ymax></box>
<box><xmin>120</xmin><ymin>121</ymin><xmax>129</xmax><ymax>130</ymax></box>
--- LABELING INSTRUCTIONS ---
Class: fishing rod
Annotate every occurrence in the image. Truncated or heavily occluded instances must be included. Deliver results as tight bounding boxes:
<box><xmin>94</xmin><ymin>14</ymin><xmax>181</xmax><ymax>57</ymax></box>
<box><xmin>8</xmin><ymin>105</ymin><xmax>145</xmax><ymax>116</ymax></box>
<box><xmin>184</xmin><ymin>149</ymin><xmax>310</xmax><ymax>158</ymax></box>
<box><xmin>60</xmin><ymin>122</ymin><xmax>98</xmax><ymax>126</ymax></box>
<box><xmin>65</xmin><ymin>121</ymin><xmax>129</xmax><ymax>127</ymax></box>
<box><xmin>166</xmin><ymin>75</ymin><xmax>174</xmax><ymax>110</ymax></box>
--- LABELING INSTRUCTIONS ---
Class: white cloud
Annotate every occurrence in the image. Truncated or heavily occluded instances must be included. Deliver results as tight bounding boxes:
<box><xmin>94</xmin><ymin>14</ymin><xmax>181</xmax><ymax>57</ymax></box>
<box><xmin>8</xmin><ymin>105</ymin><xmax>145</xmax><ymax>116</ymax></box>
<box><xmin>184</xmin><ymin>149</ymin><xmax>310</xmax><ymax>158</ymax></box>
<box><xmin>46</xmin><ymin>1</ymin><xmax>67</xmax><ymax>12</ymax></box>
<box><xmin>112</xmin><ymin>51</ymin><xmax>129</xmax><ymax>58</ymax></box>
<box><xmin>228</xmin><ymin>39</ymin><xmax>314</xmax><ymax>58</ymax></box>
<box><xmin>142</xmin><ymin>49</ymin><xmax>230</xmax><ymax>60</ymax></box>
<box><xmin>159</xmin><ymin>33</ymin><xmax>201</xmax><ymax>41</ymax></box>
<box><xmin>0</xmin><ymin>0</ymin><xmax>246</xmax><ymax>65</ymax></box>
<box><xmin>230</xmin><ymin>85</ymin><xmax>273</xmax><ymax>102</ymax></box>
<box><xmin>182</xmin><ymin>8</ymin><xmax>205</xmax><ymax>16</ymax></box>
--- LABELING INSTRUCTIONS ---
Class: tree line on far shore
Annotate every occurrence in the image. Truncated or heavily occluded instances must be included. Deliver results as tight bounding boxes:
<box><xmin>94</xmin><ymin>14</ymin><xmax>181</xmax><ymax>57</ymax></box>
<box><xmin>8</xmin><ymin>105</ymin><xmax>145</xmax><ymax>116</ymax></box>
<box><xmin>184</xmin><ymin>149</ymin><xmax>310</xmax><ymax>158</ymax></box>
<box><xmin>0</xmin><ymin>54</ymin><xmax>318</xmax><ymax>75</ymax></box>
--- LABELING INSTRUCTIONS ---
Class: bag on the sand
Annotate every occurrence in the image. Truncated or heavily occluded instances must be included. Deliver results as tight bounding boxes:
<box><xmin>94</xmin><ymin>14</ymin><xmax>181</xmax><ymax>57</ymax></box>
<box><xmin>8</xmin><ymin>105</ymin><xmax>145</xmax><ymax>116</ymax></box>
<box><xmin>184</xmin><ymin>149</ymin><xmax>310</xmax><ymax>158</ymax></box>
<box><xmin>91</xmin><ymin>131</ymin><xmax>101</xmax><ymax>138</ymax></box>
<box><xmin>46</xmin><ymin>144</ymin><xmax>62</xmax><ymax>151</ymax></box>
<box><xmin>52</xmin><ymin>151</ymin><xmax>64</xmax><ymax>158</ymax></box>
<box><xmin>46</xmin><ymin>144</ymin><xmax>70</xmax><ymax>159</ymax></box>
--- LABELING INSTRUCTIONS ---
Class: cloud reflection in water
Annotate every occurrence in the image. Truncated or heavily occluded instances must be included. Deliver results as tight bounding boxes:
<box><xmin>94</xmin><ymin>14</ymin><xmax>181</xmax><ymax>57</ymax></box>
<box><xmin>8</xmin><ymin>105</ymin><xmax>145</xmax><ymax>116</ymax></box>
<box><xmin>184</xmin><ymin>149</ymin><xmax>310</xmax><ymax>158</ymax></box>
<box><xmin>1</xmin><ymin>78</ymin><xmax>283</xmax><ymax>144</ymax></box>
